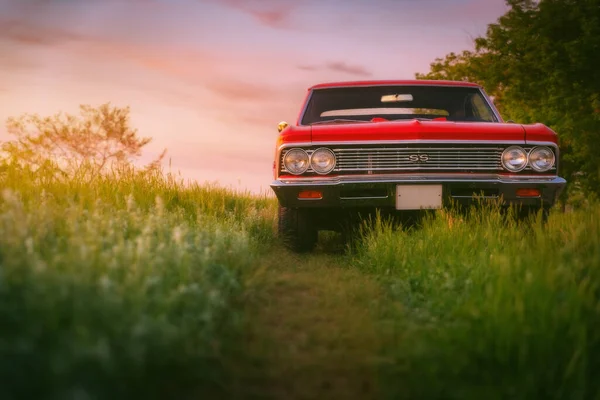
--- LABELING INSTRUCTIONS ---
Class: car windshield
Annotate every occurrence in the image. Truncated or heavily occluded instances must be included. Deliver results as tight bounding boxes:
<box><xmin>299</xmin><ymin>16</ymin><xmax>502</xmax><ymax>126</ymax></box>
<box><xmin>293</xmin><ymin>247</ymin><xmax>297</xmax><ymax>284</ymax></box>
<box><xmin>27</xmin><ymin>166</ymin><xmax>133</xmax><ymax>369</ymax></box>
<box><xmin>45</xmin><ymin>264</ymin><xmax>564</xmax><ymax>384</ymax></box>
<box><xmin>300</xmin><ymin>85</ymin><xmax>498</xmax><ymax>125</ymax></box>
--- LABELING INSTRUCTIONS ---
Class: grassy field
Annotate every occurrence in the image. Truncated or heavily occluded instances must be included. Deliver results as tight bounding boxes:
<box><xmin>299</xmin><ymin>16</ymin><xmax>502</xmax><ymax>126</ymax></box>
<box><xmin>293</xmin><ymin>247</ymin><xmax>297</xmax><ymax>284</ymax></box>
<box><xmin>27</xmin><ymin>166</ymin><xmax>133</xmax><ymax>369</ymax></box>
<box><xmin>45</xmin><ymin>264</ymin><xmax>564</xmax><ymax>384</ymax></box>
<box><xmin>1</xmin><ymin>165</ymin><xmax>598</xmax><ymax>399</ymax></box>
<box><xmin>0</xmin><ymin>166</ymin><xmax>276</xmax><ymax>399</ymax></box>
<box><xmin>353</xmin><ymin>204</ymin><xmax>600</xmax><ymax>399</ymax></box>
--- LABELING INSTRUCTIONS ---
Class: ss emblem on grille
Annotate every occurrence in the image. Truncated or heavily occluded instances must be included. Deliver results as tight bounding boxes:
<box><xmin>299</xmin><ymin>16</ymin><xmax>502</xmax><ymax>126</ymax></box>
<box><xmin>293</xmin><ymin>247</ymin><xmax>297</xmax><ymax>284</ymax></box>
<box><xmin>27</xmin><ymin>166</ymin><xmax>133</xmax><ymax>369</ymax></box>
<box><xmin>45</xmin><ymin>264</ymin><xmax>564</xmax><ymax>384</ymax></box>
<box><xmin>408</xmin><ymin>154</ymin><xmax>430</xmax><ymax>162</ymax></box>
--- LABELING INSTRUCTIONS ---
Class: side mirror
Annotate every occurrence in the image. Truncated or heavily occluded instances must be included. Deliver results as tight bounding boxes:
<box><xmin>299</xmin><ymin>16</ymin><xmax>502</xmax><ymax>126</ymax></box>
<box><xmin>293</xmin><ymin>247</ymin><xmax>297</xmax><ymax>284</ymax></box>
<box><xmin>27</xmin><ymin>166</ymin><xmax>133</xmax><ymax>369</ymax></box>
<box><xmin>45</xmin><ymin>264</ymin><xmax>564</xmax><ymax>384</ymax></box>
<box><xmin>277</xmin><ymin>121</ymin><xmax>289</xmax><ymax>133</ymax></box>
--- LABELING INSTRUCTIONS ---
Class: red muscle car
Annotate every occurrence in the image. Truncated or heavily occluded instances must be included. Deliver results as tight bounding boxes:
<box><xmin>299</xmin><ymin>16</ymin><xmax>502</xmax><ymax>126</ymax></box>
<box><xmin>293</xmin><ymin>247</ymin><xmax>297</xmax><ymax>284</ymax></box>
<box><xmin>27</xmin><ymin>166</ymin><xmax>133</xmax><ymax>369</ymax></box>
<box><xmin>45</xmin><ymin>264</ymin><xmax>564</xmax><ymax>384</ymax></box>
<box><xmin>271</xmin><ymin>80</ymin><xmax>566</xmax><ymax>252</ymax></box>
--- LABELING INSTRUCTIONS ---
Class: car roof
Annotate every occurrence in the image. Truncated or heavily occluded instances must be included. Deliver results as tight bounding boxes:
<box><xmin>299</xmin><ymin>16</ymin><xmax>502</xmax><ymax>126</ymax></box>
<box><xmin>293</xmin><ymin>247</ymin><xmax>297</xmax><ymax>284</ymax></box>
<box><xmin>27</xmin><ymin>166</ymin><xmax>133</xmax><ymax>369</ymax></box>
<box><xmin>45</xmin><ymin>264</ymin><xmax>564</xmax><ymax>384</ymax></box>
<box><xmin>309</xmin><ymin>80</ymin><xmax>481</xmax><ymax>90</ymax></box>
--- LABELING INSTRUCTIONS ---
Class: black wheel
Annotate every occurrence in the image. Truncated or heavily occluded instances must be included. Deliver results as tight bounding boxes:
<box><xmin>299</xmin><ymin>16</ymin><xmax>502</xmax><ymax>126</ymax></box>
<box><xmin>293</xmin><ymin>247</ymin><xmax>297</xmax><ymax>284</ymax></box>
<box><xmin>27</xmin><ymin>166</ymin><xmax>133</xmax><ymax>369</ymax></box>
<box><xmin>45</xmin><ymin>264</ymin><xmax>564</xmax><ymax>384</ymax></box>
<box><xmin>278</xmin><ymin>206</ymin><xmax>318</xmax><ymax>252</ymax></box>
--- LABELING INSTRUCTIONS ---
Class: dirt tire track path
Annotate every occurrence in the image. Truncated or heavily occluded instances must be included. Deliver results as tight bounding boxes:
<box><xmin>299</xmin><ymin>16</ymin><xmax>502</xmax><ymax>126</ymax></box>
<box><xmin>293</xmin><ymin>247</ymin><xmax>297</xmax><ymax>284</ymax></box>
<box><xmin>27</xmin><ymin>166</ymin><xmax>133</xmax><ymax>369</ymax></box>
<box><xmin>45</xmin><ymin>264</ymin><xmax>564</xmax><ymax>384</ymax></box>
<box><xmin>232</xmin><ymin>247</ymin><xmax>389</xmax><ymax>400</ymax></box>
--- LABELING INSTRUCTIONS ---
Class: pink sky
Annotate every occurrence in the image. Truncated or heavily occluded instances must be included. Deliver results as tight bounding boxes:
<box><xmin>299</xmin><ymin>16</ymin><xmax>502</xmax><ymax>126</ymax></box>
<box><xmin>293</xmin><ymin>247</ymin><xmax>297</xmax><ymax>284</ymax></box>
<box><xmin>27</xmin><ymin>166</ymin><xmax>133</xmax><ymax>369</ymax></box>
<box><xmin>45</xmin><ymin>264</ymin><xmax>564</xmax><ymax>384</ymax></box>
<box><xmin>0</xmin><ymin>0</ymin><xmax>509</xmax><ymax>193</ymax></box>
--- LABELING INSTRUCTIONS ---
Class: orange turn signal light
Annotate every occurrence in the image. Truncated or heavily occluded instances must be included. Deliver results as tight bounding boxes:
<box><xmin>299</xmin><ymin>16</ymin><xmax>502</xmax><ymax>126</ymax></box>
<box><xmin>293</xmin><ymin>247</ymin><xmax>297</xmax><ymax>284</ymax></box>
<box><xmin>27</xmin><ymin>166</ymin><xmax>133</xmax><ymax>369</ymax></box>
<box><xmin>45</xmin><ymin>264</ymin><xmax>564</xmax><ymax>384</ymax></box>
<box><xmin>298</xmin><ymin>190</ymin><xmax>323</xmax><ymax>200</ymax></box>
<box><xmin>516</xmin><ymin>188</ymin><xmax>541</xmax><ymax>198</ymax></box>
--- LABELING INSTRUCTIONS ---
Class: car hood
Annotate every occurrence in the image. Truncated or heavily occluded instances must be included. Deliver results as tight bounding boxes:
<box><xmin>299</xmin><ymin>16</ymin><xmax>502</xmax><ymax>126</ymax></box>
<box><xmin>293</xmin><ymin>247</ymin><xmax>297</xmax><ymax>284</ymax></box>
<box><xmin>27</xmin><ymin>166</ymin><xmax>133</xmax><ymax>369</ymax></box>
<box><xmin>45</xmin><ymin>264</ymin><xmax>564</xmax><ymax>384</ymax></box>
<box><xmin>309</xmin><ymin>120</ymin><xmax>526</xmax><ymax>143</ymax></box>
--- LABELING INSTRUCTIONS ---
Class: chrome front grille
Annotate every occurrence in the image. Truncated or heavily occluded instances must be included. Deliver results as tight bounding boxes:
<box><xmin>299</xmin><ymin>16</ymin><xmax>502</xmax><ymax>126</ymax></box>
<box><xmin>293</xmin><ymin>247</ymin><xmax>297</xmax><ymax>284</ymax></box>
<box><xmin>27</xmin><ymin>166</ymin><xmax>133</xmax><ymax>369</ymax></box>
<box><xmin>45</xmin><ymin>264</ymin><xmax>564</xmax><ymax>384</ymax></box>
<box><xmin>333</xmin><ymin>147</ymin><xmax>503</xmax><ymax>172</ymax></box>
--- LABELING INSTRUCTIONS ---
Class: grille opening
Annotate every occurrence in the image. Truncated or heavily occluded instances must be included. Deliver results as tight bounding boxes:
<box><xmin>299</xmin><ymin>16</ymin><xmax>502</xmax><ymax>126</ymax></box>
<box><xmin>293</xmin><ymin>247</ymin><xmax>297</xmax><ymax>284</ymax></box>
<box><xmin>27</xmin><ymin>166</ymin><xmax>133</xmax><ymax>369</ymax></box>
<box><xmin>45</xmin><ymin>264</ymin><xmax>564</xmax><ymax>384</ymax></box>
<box><xmin>333</xmin><ymin>146</ymin><xmax>503</xmax><ymax>173</ymax></box>
<box><xmin>450</xmin><ymin>188</ymin><xmax>499</xmax><ymax>198</ymax></box>
<box><xmin>340</xmin><ymin>188</ymin><xmax>388</xmax><ymax>199</ymax></box>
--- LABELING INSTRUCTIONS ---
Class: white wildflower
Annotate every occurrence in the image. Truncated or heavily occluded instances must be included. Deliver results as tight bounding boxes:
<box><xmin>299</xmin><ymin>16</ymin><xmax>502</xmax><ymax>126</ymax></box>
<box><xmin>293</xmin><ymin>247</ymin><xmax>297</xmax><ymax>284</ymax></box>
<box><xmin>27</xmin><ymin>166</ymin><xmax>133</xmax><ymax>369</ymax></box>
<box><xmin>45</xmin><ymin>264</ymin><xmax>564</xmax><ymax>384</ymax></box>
<box><xmin>136</xmin><ymin>236</ymin><xmax>150</xmax><ymax>258</ymax></box>
<box><xmin>126</xmin><ymin>194</ymin><xmax>135</xmax><ymax>212</ymax></box>
<box><xmin>145</xmin><ymin>276</ymin><xmax>161</xmax><ymax>289</ymax></box>
<box><xmin>2</xmin><ymin>188</ymin><xmax>17</xmax><ymax>203</ymax></box>
<box><xmin>35</xmin><ymin>259</ymin><xmax>47</xmax><ymax>272</ymax></box>
<box><xmin>172</xmin><ymin>226</ymin><xmax>183</xmax><ymax>245</ymax></box>
<box><xmin>25</xmin><ymin>237</ymin><xmax>34</xmax><ymax>254</ymax></box>
<box><xmin>80</xmin><ymin>244</ymin><xmax>88</xmax><ymax>260</ymax></box>
<box><xmin>155</xmin><ymin>196</ymin><xmax>164</xmax><ymax>215</ymax></box>
<box><xmin>99</xmin><ymin>275</ymin><xmax>112</xmax><ymax>290</ymax></box>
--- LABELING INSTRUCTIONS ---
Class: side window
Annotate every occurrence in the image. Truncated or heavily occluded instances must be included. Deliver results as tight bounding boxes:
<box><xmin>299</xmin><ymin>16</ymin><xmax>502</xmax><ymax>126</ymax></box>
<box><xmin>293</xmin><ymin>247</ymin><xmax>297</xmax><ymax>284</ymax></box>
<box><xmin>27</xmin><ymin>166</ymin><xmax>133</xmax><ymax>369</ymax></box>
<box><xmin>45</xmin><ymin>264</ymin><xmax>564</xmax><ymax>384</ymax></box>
<box><xmin>469</xmin><ymin>93</ymin><xmax>496</xmax><ymax>122</ymax></box>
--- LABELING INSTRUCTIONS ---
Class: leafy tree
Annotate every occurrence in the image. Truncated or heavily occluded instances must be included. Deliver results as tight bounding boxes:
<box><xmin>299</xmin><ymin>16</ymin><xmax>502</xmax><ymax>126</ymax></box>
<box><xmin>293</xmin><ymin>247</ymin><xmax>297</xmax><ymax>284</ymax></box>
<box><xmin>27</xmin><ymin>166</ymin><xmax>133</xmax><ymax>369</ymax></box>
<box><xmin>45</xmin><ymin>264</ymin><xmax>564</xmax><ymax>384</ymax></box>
<box><xmin>417</xmin><ymin>0</ymin><xmax>600</xmax><ymax>198</ymax></box>
<box><xmin>1</xmin><ymin>103</ymin><xmax>165</xmax><ymax>179</ymax></box>
<box><xmin>416</xmin><ymin>51</ymin><xmax>481</xmax><ymax>82</ymax></box>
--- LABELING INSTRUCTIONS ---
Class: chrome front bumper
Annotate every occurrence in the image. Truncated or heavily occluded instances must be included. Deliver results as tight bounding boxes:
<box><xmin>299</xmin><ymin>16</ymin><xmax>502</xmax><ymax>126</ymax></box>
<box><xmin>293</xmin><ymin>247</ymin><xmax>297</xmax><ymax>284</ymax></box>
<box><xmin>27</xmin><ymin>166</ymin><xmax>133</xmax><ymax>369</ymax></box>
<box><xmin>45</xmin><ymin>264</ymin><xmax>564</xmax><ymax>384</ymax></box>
<box><xmin>270</xmin><ymin>174</ymin><xmax>567</xmax><ymax>208</ymax></box>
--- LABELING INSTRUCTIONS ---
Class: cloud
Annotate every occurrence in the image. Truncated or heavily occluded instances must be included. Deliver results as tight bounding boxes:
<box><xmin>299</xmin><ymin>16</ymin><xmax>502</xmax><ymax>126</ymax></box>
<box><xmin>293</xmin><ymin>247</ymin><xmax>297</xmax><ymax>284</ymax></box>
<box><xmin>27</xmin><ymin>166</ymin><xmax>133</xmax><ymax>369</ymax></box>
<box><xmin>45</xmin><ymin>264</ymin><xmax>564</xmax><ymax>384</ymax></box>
<box><xmin>247</xmin><ymin>8</ymin><xmax>291</xmax><ymax>28</ymax></box>
<box><xmin>297</xmin><ymin>61</ymin><xmax>372</xmax><ymax>77</ymax></box>
<box><xmin>365</xmin><ymin>0</ymin><xmax>508</xmax><ymax>33</ymax></box>
<box><xmin>326</xmin><ymin>61</ymin><xmax>372</xmax><ymax>77</ymax></box>
<box><xmin>216</xmin><ymin>0</ymin><xmax>297</xmax><ymax>29</ymax></box>
<box><xmin>0</xmin><ymin>17</ymin><xmax>296</xmax><ymax>123</ymax></box>
<box><xmin>297</xmin><ymin>64</ymin><xmax>318</xmax><ymax>71</ymax></box>
<box><xmin>0</xmin><ymin>0</ymin><xmax>93</xmax><ymax>73</ymax></box>
<box><xmin>0</xmin><ymin>46</ymin><xmax>38</xmax><ymax>72</ymax></box>
<box><xmin>203</xmin><ymin>78</ymin><xmax>278</xmax><ymax>102</ymax></box>
<box><xmin>0</xmin><ymin>0</ymin><xmax>89</xmax><ymax>43</ymax></box>
<box><xmin>0</xmin><ymin>9</ymin><xmax>213</xmax><ymax>82</ymax></box>
<box><xmin>0</xmin><ymin>0</ymin><xmax>334</xmax><ymax>128</ymax></box>
<box><xmin>0</xmin><ymin>16</ymin><xmax>87</xmax><ymax>74</ymax></box>
<box><xmin>0</xmin><ymin>18</ymin><xmax>84</xmax><ymax>46</ymax></box>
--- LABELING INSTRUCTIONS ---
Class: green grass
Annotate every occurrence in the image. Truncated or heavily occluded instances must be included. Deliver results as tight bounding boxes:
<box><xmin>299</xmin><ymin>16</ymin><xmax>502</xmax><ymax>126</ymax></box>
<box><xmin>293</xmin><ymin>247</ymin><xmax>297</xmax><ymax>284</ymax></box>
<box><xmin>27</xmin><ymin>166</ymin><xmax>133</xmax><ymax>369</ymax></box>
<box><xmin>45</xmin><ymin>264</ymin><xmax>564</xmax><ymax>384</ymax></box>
<box><xmin>0</xmin><ymin>165</ymin><xmax>276</xmax><ymax>399</ymax></box>
<box><xmin>352</xmin><ymin>203</ymin><xmax>600</xmax><ymax>399</ymax></box>
<box><xmin>1</xmin><ymin>163</ymin><xmax>599</xmax><ymax>399</ymax></box>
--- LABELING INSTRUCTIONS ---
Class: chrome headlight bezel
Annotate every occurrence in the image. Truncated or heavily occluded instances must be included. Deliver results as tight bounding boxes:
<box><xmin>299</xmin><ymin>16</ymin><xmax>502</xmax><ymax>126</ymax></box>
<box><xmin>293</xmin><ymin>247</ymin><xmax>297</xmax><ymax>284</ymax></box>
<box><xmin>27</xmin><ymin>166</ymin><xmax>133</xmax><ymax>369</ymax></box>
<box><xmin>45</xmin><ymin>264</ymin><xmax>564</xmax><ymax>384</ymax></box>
<box><xmin>528</xmin><ymin>146</ymin><xmax>556</xmax><ymax>172</ymax></box>
<box><xmin>283</xmin><ymin>148</ymin><xmax>310</xmax><ymax>175</ymax></box>
<box><xmin>310</xmin><ymin>147</ymin><xmax>336</xmax><ymax>175</ymax></box>
<box><xmin>501</xmin><ymin>146</ymin><xmax>528</xmax><ymax>172</ymax></box>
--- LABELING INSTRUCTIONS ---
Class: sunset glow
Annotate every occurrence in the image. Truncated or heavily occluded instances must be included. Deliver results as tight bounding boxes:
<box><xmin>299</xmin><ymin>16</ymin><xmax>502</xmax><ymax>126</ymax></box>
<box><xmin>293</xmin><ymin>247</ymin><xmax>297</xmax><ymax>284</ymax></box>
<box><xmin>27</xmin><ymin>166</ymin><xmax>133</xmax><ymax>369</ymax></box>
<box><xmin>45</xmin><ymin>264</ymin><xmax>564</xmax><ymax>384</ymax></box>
<box><xmin>0</xmin><ymin>0</ymin><xmax>509</xmax><ymax>193</ymax></box>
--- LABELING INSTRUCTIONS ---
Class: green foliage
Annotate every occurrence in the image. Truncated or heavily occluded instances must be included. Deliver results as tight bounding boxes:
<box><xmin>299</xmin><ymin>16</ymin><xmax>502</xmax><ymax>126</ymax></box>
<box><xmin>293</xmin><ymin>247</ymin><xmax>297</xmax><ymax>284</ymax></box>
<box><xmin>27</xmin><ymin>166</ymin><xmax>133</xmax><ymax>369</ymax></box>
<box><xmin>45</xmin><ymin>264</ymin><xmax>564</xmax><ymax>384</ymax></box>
<box><xmin>0</xmin><ymin>164</ymin><xmax>277</xmax><ymax>400</ymax></box>
<box><xmin>417</xmin><ymin>0</ymin><xmax>600</xmax><ymax>197</ymax></box>
<box><xmin>415</xmin><ymin>50</ymin><xmax>483</xmax><ymax>82</ymax></box>
<box><xmin>2</xmin><ymin>103</ymin><xmax>165</xmax><ymax>180</ymax></box>
<box><xmin>353</xmin><ymin>204</ymin><xmax>600</xmax><ymax>399</ymax></box>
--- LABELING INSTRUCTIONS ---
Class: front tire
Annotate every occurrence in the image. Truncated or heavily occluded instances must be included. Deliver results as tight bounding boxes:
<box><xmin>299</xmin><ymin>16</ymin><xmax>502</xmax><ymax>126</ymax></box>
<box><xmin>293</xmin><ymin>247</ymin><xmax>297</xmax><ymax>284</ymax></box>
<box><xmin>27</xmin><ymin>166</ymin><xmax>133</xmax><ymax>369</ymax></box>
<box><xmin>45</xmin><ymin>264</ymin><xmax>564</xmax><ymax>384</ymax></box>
<box><xmin>278</xmin><ymin>206</ymin><xmax>318</xmax><ymax>253</ymax></box>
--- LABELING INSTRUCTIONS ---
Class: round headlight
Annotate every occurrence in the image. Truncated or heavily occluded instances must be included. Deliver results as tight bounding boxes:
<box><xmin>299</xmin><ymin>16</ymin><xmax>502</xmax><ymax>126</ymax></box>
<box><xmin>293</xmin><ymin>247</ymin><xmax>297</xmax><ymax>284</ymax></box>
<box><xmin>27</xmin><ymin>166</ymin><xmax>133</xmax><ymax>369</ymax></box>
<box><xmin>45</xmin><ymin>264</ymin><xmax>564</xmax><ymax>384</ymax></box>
<box><xmin>283</xmin><ymin>148</ymin><xmax>309</xmax><ymax>175</ymax></box>
<box><xmin>310</xmin><ymin>148</ymin><xmax>336</xmax><ymax>174</ymax></box>
<box><xmin>502</xmin><ymin>146</ymin><xmax>528</xmax><ymax>172</ymax></box>
<box><xmin>528</xmin><ymin>146</ymin><xmax>555</xmax><ymax>172</ymax></box>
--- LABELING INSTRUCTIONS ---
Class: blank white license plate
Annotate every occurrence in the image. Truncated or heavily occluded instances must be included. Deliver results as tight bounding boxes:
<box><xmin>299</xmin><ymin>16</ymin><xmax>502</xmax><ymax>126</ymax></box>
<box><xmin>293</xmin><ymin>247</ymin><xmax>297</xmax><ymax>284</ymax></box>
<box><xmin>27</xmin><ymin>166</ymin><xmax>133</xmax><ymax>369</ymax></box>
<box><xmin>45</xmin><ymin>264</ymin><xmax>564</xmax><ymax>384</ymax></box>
<box><xmin>396</xmin><ymin>185</ymin><xmax>443</xmax><ymax>210</ymax></box>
